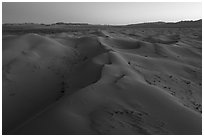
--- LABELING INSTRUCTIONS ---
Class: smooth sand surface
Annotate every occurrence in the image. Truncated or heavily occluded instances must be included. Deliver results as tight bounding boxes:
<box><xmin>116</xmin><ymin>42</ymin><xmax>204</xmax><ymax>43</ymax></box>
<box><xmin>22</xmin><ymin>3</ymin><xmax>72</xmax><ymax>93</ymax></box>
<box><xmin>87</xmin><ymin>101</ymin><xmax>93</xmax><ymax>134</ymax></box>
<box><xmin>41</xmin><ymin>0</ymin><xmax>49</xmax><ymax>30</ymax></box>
<box><xmin>2</xmin><ymin>28</ymin><xmax>202</xmax><ymax>134</ymax></box>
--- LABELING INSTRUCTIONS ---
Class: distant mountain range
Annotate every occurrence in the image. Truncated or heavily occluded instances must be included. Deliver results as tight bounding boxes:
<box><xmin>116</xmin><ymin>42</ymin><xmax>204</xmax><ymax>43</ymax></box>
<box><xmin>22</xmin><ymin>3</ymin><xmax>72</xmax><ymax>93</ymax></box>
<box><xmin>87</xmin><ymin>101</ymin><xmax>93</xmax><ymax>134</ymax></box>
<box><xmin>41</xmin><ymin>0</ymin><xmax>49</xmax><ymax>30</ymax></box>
<box><xmin>3</xmin><ymin>19</ymin><xmax>202</xmax><ymax>28</ymax></box>
<box><xmin>126</xmin><ymin>19</ymin><xmax>202</xmax><ymax>28</ymax></box>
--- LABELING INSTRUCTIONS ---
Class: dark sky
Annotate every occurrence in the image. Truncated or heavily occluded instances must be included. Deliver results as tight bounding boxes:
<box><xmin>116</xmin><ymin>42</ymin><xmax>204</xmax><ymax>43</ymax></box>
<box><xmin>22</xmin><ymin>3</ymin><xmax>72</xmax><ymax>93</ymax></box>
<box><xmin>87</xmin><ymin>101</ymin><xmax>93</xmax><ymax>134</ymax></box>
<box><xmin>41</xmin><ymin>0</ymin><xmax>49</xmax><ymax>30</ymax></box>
<box><xmin>2</xmin><ymin>2</ymin><xmax>202</xmax><ymax>25</ymax></box>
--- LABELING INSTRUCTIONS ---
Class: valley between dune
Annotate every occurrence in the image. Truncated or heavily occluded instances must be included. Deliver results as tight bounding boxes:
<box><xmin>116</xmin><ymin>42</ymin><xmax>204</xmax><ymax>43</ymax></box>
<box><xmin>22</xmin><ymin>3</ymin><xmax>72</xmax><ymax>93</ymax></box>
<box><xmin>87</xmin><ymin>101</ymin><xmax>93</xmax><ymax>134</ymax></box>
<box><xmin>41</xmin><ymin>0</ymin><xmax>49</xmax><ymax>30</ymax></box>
<box><xmin>2</xmin><ymin>28</ymin><xmax>202</xmax><ymax>135</ymax></box>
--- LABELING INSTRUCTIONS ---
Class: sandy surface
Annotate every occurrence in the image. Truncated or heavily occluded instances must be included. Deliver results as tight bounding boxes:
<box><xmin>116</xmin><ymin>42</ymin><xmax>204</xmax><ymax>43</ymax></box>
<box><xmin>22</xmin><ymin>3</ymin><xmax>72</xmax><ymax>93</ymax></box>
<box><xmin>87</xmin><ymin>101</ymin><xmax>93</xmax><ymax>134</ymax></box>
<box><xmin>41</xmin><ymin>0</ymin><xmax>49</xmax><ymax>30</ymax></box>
<box><xmin>2</xmin><ymin>27</ymin><xmax>202</xmax><ymax>135</ymax></box>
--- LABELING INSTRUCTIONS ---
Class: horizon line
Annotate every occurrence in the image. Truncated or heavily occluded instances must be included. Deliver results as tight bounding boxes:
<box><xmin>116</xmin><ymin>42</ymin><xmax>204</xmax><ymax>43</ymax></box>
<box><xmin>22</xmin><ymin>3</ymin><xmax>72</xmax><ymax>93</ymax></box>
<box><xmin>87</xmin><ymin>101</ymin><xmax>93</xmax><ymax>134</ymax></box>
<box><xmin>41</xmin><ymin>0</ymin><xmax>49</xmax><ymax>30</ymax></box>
<box><xmin>2</xmin><ymin>19</ymin><xmax>202</xmax><ymax>26</ymax></box>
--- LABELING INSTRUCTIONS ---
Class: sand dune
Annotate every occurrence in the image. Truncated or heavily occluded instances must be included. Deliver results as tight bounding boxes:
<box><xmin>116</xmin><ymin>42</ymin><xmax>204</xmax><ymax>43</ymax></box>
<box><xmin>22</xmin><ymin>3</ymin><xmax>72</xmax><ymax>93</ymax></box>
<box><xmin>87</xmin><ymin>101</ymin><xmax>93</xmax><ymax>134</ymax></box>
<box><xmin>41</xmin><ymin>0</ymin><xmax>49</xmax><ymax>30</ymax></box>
<box><xmin>2</xmin><ymin>28</ymin><xmax>202</xmax><ymax>135</ymax></box>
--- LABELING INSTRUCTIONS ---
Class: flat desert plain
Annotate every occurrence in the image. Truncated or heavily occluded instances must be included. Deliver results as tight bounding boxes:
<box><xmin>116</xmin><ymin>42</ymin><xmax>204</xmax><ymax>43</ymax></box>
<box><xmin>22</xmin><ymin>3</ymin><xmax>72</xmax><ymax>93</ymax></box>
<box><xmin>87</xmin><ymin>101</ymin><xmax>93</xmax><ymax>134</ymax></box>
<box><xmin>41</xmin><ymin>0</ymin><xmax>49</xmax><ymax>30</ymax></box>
<box><xmin>2</xmin><ymin>25</ymin><xmax>202</xmax><ymax>134</ymax></box>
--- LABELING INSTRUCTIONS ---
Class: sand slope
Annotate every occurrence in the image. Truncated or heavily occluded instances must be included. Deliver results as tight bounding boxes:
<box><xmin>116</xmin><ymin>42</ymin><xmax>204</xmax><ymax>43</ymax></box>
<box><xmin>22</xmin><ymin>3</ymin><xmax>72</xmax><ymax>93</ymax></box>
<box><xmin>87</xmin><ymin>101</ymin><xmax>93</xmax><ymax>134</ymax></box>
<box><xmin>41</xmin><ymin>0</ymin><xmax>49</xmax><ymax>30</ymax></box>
<box><xmin>2</xmin><ymin>28</ymin><xmax>202</xmax><ymax>135</ymax></box>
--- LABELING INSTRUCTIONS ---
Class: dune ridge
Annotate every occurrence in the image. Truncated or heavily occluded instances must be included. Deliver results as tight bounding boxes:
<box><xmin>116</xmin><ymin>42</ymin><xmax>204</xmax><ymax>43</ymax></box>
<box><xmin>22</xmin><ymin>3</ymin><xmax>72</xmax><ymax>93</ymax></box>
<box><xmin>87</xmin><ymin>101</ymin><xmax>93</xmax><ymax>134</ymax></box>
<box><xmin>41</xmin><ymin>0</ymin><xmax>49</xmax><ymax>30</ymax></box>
<box><xmin>2</xmin><ymin>28</ymin><xmax>202</xmax><ymax>135</ymax></box>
